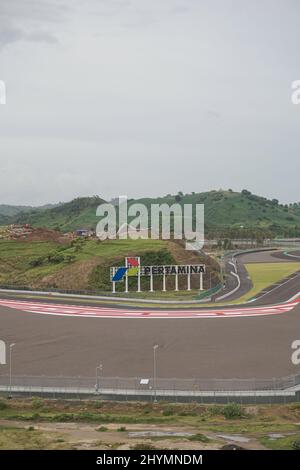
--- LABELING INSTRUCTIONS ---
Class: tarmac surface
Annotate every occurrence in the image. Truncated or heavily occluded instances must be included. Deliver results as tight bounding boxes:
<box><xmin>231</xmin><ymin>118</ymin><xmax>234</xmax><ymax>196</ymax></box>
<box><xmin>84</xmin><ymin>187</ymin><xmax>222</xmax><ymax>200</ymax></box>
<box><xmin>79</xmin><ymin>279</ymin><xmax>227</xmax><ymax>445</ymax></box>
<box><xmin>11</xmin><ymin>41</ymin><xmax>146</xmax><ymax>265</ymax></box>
<box><xmin>0</xmin><ymin>301</ymin><xmax>300</xmax><ymax>379</ymax></box>
<box><xmin>0</xmin><ymin>249</ymin><xmax>300</xmax><ymax>380</ymax></box>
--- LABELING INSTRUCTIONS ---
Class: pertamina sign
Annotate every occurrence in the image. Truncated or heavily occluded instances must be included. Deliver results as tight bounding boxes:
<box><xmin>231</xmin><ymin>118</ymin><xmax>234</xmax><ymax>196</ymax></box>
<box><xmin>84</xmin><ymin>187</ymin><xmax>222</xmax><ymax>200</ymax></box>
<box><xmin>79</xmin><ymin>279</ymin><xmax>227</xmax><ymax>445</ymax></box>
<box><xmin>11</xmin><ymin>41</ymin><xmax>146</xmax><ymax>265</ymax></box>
<box><xmin>110</xmin><ymin>257</ymin><xmax>205</xmax><ymax>293</ymax></box>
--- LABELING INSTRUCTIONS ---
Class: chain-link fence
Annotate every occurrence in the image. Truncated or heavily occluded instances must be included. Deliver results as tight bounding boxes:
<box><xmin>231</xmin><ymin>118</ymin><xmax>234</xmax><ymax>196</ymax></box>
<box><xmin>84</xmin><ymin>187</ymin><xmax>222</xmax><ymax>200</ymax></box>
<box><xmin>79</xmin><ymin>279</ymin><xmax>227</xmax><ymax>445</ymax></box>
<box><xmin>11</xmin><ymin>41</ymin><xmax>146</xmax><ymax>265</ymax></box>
<box><xmin>0</xmin><ymin>373</ymin><xmax>300</xmax><ymax>392</ymax></box>
<box><xmin>1</xmin><ymin>374</ymin><xmax>299</xmax><ymax>403</ymax></box>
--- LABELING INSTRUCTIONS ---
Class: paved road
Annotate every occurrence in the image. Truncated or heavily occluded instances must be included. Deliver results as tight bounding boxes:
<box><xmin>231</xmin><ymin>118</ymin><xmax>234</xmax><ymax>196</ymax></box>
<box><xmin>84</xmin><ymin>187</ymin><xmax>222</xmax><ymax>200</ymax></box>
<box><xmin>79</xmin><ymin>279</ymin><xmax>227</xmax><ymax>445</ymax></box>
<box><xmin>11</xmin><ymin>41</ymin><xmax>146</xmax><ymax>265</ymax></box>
<box><xmin>212</xmin><ymin>249</ymin><xmax>300</xmax><ymax>304</ymax></box>
<box><xmin>0</xmin><ymin>249</ymin><xmax>299</xmax><ymax>310</ymax></box>
<box><xmin>1</xmin><ymin>249</ymin><xmax>300</xmax><ymax>380</ymax></box>
<box><xmin>0</xmin><ymin>301</ymin><xmax>300</xmax><ymax>379</ymax></box>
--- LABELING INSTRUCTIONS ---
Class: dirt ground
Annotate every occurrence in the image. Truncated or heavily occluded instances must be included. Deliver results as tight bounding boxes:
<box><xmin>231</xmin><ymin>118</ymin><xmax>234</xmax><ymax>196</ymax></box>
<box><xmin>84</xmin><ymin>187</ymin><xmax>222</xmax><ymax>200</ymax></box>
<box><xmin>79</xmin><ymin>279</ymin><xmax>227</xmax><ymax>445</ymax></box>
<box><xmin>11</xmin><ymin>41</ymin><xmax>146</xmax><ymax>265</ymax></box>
<box><xmin>0</xmin><ymin>419</ymin><xmax>265</xmax><ymax>450</ymax></box>
<box><xmin>1</xmin><ymin>399</ymin><xmax>300</xmax><ymax>450</ymax></box>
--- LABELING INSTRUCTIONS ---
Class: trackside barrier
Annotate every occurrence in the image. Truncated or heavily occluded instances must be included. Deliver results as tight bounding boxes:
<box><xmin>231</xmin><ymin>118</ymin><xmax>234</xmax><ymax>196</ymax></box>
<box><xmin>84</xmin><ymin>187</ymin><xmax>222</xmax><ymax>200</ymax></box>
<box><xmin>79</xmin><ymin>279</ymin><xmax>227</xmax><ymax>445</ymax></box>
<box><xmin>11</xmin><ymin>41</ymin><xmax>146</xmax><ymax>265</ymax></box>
<box><xmin>197</xmin><ymin>283</ymin><xmax>222</xmax><ymax>300</ymax></box>
<box><xmin>0</xmin><ymin>374</ymin><xmax>300</xmax><ymax>398</ymax></box>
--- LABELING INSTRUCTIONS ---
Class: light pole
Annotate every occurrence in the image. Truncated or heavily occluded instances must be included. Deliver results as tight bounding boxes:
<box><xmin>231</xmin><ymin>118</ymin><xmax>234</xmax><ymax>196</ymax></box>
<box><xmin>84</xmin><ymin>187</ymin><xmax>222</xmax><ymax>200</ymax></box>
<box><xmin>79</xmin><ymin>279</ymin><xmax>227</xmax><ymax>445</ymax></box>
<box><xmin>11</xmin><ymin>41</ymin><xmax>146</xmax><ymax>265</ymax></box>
<box><xmin>153</xmin><ymin>345</ymin><xmax>159</xmax><ymax>403</ymax></box>
<box><xmin>9</xmin><ymin>343</ymin><xmax>15</xmax><ymax>398</ymax></box>
<box><xmin>95</xmin><ymin>364</ymin><xmax>103</xmax><ymax>393</ymax></box>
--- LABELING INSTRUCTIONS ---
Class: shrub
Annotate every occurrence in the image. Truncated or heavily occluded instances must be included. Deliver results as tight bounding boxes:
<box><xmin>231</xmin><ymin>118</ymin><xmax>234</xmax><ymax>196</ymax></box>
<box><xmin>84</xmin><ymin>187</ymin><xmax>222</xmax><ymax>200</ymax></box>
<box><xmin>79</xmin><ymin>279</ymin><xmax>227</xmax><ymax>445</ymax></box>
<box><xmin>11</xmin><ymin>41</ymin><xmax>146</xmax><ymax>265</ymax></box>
<box><xmin>29</xmin><ymin>257</ymin><xmax>45</xmax><ymax>267</ymax></box>
<box><xmin>65</xmin><ymin>254</ymin><xmax>76</xmax><ymax>263</ymax></box>
<box><xmin>162</xmin><ymin>408</ymin><xmax>175</xmax><ymax>416</ymax></box>
<box><xmin>0</xmin><ymin>399</ymin><xmax>9</xmax><ymax>410</ymax></box>
<box><xmin>31</xmin><ymin>397</ymin><xmax>43</xmax><ymax>409</ymax></box>
<box><xmin>222</xmin><ymin>403</ymin><xmax>244</xmax><ymax>420</ymax></box>
<box><xmin>208</xmin><ymin>405</ymin><xmax>221</xmax><ymax>416</ymax></box>
<box><xmin>131</xmin><ymin>443</ymin><xmax>157</xmax><ymax>450</ymax></box>
<box><xmin>97</xmin><ymin>426</ymin><xmax>108</xmax><ymax>432</ymax></box>
<box><xmin>47</xmin><ymin>251</ymin><xmax>65</xmax><ymax>263</ymax></box>
<box><xmin>188</xmin><ymin>433</ymin><xmax>210</xmax><ymax>443</ymax></box>
<box><xmin>292</xmin><ymin>440</ymin><xmax>300</xmax><ymax>450</ymax></box>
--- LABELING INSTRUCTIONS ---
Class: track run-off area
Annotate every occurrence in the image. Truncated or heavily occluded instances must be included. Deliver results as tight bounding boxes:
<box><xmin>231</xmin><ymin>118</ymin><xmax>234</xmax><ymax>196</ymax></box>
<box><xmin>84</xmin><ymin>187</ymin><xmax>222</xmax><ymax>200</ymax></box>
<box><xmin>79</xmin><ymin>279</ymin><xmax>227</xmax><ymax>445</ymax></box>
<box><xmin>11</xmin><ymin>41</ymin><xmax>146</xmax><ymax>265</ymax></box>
<box><xmin>0</xmin><ymin>297</ymin><xmax>300</xmax><ymax>319</ymax></box>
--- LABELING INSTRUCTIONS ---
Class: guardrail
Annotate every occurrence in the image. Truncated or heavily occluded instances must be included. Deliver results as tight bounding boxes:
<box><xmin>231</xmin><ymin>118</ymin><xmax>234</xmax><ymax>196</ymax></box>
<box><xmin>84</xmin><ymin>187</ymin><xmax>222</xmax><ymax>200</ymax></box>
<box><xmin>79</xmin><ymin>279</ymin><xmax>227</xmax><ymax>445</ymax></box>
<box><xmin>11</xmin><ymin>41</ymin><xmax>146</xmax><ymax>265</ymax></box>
<box><xmin>1</xmin><ymin>374</ymin><xmax>299</xmax><ymax>392</ymax></box>
<box><xmin>1</xmin><ymin>374</ymin><xmax>299</xmax><ymax>403</ymax></box>
<box><xmin>197</xmin><ymin>283</ymin><xmax>222</xmax><ymax>300</ymax></box>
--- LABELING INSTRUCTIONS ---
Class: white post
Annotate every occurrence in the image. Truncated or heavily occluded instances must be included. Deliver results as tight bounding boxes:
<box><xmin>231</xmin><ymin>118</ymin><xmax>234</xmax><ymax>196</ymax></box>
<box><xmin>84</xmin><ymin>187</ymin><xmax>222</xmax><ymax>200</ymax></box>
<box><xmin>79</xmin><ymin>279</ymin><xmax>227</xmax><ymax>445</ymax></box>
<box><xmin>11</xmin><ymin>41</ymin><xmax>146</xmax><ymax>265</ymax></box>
<box><xmin>187</xmin><ymin>271</ymin><xmax>191</xmax><ymax>291</ymax></box>
<box><xmin>175</xmin><ymin>273</ymin><xmax>179</xmax><ymax>291</ymax></box>
<box><xmin>125</xmin><ymin>258</ymin><xmax>128</xmax><ymax>293</ymax></box>
<box><xmin>137</xmin><ymin>269</ymin><xmax>141</xmax><ymax>292</ymax></box>
<box><xmin>9</xmin><ymin>343</ymin><xmax>15</xmax><ymax>397</ymax></box>
<box><xmin>153</xmin><ymin>345</ymin><xmax>158</xmax><ymax>403</ymax></box>
<box><xmin>150</xmin><ymin>270</ymin><xmax>154</xmax><ymax>292</ymax></box>
<box><xmin>200</xmin><ymin>272</ymin><xmax>204</xmax><ymax>291</ymax></box>
<box><xmin>162</xmin><ymin>273</ymin><xmax>166</xmax><ymax>292</ymax></box>
<box><xmin>112</xmin><ymin>267</ymin><xmax>116</xmax><ymax>293</ymax></box>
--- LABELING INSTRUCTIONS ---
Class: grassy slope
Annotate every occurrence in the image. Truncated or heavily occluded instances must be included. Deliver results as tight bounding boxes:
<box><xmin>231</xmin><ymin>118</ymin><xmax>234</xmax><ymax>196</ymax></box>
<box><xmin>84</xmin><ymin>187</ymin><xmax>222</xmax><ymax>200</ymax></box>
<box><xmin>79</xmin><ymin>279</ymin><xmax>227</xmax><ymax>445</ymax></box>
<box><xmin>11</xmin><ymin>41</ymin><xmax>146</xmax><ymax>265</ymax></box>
<box><xmin>230</xmin><ymin>262</ymin><xmax>300</xmax><ymax>304</ymax></box>
<box><xmin>13</xmin><ymin>196</ymin><xmax>105</xmax><ymax>231</ymax></box>
<box><xmin>0</xmin><ymin>204</ymin><xmax>33</xmax><ymax>217</ymax></box>
<box><xmin>2</xmin><ymin>190</ymin><xmax>300</xmax><ymax>232</ymax></box>
<box><xmin>0</xmin><ymin>238</ymin><xmax>177</xmax><ymax>290</ymax></box>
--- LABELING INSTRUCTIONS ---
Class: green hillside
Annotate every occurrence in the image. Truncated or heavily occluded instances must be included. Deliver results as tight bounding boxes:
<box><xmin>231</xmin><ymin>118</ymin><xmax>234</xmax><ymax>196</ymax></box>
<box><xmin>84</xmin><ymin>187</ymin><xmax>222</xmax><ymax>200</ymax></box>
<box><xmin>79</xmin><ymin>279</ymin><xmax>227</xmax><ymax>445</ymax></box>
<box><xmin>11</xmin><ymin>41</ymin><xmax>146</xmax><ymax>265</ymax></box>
<box><xmin>0</xmin><ymin>203</ymin><xmax>57</xmax><ymax>217</ymax></box>
<box><xmin>0</xmin><ymin>238</ymin><xmax>213</xmax><ymax>294</ymax></box>
<box><xmin>13</xmin><ymin>196</ymin><xmax>105</xmax><ymax>232</ymax></box>
<box><xmin>0</xmin><ymin>204</ymin><xmax>33</xmax><ymax>217</ymax></box>
<box><xmin>2</xmin><ymin>190</ymin><xmax>300</xmax><ymax>237</ymax></box>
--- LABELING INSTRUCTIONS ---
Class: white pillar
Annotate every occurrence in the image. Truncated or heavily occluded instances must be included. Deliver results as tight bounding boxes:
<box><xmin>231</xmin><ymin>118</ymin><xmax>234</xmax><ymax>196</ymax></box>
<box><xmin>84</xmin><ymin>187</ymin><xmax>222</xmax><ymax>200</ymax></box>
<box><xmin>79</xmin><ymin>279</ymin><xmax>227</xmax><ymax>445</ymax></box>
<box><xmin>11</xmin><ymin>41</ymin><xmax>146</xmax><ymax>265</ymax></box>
<box><xmin>125</xmin><ymin>258</ymin><xmax>129</xmax><ymax>293</ymax></box>
<box><xmin>200</xmin><ymin>272</ymin><xmax>203</xmax><ymax>291</ymax></box>
<box><xmin>137</xmin><ymin>269</ymin><xmax>141</xmax><ymax>292</ymax></box>
<box><xmin>175</xmin><ymin>273</ymin><xmax>179</xmax><ymax>291</ymax></box>
<box><xmin>112</xmin><ymin>267</ymin><xmax>116</xmax><ymax>294</ymax></box>
<box><xmin>162</xmin><ymin>273</ymin><xmax>166</xmax><ymax>292</ymax></box>
<box><xmin>187</xmin><ymin>272</ymin><xmax>191</xmax><ymax>291</ymax></box>
<box><xmin>150</xmin><ymin>271</ymin><xmax>154</xmax><ymax>292</ymax></box>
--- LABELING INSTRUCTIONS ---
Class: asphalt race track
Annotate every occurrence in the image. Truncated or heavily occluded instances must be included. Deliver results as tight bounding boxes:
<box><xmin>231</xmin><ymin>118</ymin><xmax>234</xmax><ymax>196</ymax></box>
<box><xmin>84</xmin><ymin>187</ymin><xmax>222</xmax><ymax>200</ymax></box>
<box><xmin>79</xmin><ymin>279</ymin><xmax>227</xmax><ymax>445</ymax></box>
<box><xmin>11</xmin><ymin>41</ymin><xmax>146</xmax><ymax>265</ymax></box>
<box><xmin>0</xmin><ymin>250</ymin><xmax>300</xmax><ymax>380</ymax></box>
<box><xmin>0</xmin><ymin>302</ymin><xmax>300</xmax><ymax>379</ymax></box>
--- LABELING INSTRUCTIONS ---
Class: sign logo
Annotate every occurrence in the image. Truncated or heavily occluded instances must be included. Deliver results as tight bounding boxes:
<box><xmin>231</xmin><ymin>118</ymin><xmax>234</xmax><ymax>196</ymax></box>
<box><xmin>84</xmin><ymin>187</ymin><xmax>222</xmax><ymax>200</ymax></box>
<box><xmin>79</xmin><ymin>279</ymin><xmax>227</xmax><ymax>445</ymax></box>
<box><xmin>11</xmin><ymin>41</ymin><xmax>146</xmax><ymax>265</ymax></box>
<box><xmin>112</xmin><ymin>257</ymin><xmax>140</xmax><ymax>281</ymax></box>
<box><xmin>111</xmin><ymin>257</ymin><xmax>205</xmax><ymax>293</ymax></box>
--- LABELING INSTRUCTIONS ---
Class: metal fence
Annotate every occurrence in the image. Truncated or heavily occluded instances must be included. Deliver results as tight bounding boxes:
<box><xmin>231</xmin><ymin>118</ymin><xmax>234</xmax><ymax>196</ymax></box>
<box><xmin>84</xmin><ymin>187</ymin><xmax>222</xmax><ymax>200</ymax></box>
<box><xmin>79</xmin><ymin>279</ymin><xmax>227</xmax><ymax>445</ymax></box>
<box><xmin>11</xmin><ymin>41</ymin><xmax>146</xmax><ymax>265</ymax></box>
<box><xmin>1</xmin><ymin>373</ymin><xmax>300</xmax><ymax>392</ymax></box>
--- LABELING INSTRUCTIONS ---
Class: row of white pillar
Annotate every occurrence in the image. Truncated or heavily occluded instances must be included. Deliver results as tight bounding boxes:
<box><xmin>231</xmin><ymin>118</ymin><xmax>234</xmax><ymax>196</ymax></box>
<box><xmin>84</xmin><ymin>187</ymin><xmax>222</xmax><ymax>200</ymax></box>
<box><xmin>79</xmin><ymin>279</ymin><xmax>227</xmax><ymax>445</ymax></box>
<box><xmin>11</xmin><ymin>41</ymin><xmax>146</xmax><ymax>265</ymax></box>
<box><xmin>112</xmin><ymin>269</ymin><xmax>204</xmax><ymax>294</ymax></box>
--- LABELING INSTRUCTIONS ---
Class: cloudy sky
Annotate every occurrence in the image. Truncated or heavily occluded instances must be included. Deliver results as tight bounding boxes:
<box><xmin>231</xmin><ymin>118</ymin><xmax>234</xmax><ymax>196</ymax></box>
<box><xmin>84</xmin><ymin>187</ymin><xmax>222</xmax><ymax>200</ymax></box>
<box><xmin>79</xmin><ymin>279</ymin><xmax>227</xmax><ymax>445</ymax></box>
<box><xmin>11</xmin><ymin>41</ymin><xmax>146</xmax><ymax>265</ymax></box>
<box><xmin>0</xmin><ymin>0</ymin><xmax>300</xmax><ymax>205</ymax></box>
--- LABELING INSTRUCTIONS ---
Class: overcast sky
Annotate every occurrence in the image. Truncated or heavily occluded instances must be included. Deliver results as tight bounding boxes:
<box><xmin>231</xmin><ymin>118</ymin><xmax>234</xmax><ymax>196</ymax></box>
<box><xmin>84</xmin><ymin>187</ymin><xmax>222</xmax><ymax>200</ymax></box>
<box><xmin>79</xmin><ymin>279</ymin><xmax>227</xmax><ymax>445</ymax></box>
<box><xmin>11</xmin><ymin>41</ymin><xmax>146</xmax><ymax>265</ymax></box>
<box><xmin>0</xmin><ymin>0</ymin><xmax>300</xmax><ymax>206</ymax></box>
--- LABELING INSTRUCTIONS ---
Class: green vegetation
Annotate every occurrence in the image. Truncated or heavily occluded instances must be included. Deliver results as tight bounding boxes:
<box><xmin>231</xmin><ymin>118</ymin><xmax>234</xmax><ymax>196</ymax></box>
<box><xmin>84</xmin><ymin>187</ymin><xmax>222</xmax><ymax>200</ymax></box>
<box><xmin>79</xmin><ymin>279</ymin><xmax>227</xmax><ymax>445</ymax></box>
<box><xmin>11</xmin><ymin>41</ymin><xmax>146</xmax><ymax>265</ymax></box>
<box><xmin>231</xmin><ymin>262</ymin><xmax>300</xmax><ymax>304</ymax></box>
<box><xmin>0</xmin><ymin>238</ymin><xmax>186</xmax><ymax>292</ymax></box>
<box><xmin>260</xmin><ymin>433</ymin><xmax>300</xmax><ymax>450</ymax></box>
<box><xmin>12</xmin><ymin>196</ymin><xmax>104</xmax><ymax>232</ymax></box>
<box><xmin>222</xmin><ymin>403</ymin><xmax>245</xmax><ymax>420</ymax></box>
<box><xmin>188</xmin><ymin>433</ymin><xmax>210</xmax><ymax>442</ymax></box>
<box><xmin>1</xmin><ymin>399</ymin><xmax>300</xmax><ymax>449</ymax></box>
<box><xmin>0</xmin><ymin>424</ymin><xmax>68</xmax><ymax>450</ymax></box>
<box><xmin>2</xmin><ymin>190</ymin><xmax>300</xmax><ymax>237</ymax></box>
<box><xmin>130</xmin><ymin>443</ymin><xmax>157</xmax><ymax>450</ymax></box>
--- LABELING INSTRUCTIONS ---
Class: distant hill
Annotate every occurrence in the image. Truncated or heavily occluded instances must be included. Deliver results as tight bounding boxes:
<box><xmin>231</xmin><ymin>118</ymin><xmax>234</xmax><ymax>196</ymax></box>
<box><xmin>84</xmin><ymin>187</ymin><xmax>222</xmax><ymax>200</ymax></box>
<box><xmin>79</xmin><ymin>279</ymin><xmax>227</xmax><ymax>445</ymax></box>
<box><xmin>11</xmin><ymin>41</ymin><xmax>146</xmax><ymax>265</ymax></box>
<box><xmin>12</xmin><ymin>196</ymin><xmax>106</xmax><ymax>232</ymax></box>
<box><xmin>1</xmin><ymin>190</ymin><xmax>300</xmax><ymax>236</ymax></box>
<box><xmin>0</xmin><ymin>203</ymin><xmax>57</xmax><ymax>217</ymax></box>
<box><xmin>0</xmin><ymin>204</ymin><xmax>34</xmax><ymax>217</ymax></box>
